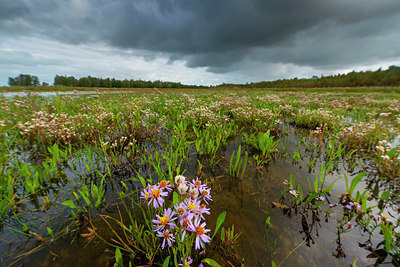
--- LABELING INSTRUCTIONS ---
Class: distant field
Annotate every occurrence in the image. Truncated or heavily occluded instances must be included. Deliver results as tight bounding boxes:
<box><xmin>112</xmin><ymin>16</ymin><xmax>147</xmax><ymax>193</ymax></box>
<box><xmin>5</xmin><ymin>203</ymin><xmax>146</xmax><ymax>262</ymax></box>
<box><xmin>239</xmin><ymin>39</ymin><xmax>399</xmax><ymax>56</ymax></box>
<box><xmin>2</xmin><ymin>85</ymin><xmax>400</xmax><ymax>94</ymax></box>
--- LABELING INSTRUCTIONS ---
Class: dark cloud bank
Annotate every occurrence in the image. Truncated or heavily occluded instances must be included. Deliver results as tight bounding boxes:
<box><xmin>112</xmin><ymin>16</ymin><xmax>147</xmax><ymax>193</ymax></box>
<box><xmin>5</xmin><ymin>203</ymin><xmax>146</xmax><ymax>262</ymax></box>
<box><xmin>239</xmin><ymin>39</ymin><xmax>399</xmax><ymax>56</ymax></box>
<box><xmin>1</xmin><ymin>0</ymin><xmax>400</xmax><ymax>76</ymax></box>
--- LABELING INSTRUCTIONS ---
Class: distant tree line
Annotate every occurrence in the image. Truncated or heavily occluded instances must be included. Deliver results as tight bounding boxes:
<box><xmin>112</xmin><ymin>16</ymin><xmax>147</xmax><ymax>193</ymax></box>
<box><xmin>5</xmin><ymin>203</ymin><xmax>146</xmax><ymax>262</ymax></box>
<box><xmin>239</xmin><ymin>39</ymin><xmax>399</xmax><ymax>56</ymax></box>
<box><xmin>53</xmin><ymin>75</ymin><xmax>207</xmax><ymax>89</ymax></box>
<box><xmin>217</xmin><ymin>66</ymin><xmax>400</xmax><ymax>88</ymax></box>
<box><xmin>8</xmin><ymin>74</ymin><xmax>41</xmax><ymax>86</ymax></box>
<box><xmin>8</xmin><ymin>66</ymin><xmax>400</xmax><ymax>89</ymax></box>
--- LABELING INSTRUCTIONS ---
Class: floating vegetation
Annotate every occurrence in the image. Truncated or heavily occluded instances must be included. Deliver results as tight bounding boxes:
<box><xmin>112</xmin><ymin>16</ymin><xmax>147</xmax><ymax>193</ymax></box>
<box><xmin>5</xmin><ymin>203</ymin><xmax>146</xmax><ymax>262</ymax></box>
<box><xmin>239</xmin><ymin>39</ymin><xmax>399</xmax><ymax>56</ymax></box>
<box><xmin>0</xmin><ymin>88</ymin><xmax>399</xmax><ymax>266</ymax></box>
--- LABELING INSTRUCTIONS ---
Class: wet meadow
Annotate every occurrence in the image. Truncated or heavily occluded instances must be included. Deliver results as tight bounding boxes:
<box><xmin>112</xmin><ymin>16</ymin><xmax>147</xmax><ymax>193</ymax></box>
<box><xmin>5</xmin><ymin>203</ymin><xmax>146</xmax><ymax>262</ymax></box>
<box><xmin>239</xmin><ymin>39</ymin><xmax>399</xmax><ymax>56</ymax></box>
<box><xmin>0</xmin><ymin>88</ymin><xmax>399</xmax><ymax>266</ymax></box>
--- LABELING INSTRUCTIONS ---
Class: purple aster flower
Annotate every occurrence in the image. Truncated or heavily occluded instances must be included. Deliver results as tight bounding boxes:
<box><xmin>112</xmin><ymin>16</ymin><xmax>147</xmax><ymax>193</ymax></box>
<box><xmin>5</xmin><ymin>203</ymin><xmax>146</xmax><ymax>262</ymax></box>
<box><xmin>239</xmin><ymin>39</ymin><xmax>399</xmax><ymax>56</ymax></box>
<box><xmin>156</xmin><ymin>230</ymin><xmax>175</xmax><ymax>249</ymax></box>
<box><xmin>199</xmin><ymin>187</ymin><xmax>212</xmax><ymax>204</ymax></box>
<box><xmin>152</xmin><ymin>208</ymin><xmax>177</xmax><ymax>231</ymax></box>
<box><xmin>178</xmin><ymin>257</ymin><xmax>193</xmax><ymax>267</ymax></box>
<box><xmin>195</xmin><ymin>204</ymin><xmax>210</xmax><ymax>220</ymax></box>
<box><xmin>189</xmin><ymin>178</ymin><xmax>206</xmax><ymax>190</ymax></box>
<box><xmin>179</xmin><ymin>214</ymin><xmax>194</xmax><ymax>242</ymax></box>
<box><xmin>188</xmin><ymin>217</ymin><xmax>211</xmax><ymax>250</ymax></box>
<box><xmin>329</xmin><ymin>204</ymin><xmax>334</xmax><ymax>208</ymax></box>
<box><xmin>140</xmin><ymin>185</ymin><xmax>153</xmax><ymax>203</ymax></box>
<box><xmin>175</xmin><ymin>202</ymin><xmax>189</xmax><ymax>220</ymax></box>
<box><xmin>345</xmin><ymin>205</ymin><xmax>352</xmax><ymax>210</ymax></box>
<box><xmin>158</xmin><ymin>180</ymin><xmax>173</xmax><ymax>192</ymax></box>
<box><xmin>289</xmin><ymin>190</ymin><xmax>298</xmax><ymax>198</ymax></box>
<box><xmin>148</xmin><ymin>186</ymin><xmax>168</xmax><ymax>209</ymax></box>
<box><xmin>184</xmin><ymin>199</ymin><xmax>202</xmax><ymax>214</ymax></box>
<box><xmin>347</xmin><ymin>222</ymin><xmax>354</xmax><ymax>229</ymax></box>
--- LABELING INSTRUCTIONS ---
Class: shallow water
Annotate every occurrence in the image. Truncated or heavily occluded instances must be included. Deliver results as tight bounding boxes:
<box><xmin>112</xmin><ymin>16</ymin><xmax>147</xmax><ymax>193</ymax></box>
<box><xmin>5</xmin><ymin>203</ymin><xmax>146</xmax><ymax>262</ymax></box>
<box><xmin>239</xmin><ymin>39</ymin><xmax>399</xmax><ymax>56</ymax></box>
<box><xmin>0</xmin><ymin>90</ymin><xmax>129</xmax><ymax>99</ymax></box>
<box><xmin>0</xmin><ymin>124</ymin><xmax>398</xmax><ymax>266</ymax></box>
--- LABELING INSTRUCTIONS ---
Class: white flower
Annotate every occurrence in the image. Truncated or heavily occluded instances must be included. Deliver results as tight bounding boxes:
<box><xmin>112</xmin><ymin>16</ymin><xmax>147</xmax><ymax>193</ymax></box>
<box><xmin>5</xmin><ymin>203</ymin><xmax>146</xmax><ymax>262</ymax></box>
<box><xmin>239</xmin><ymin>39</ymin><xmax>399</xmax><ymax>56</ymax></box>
<box><xmin>178</xmin><ymin>183</ymin><xmax>188</xmax><ymax>196</ymax></box>
<box><xmin>189</xmin><ymin>187</ymin><xmax>199</xmax><ymax>199</ymax></box>
<box><xmin>175</xmin><ymin>175</ymin><xmax>186</xmax><ymax>185</ymax></box>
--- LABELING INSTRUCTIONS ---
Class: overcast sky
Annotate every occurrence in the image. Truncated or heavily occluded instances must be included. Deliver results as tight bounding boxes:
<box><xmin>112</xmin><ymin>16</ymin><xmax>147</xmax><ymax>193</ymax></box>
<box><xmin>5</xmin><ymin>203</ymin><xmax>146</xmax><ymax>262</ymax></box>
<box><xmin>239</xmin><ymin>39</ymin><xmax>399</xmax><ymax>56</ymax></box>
<box><xmin>1</xmin><ymin>0</ymin><xmax>400</xmax><ymax>86</ymax></box>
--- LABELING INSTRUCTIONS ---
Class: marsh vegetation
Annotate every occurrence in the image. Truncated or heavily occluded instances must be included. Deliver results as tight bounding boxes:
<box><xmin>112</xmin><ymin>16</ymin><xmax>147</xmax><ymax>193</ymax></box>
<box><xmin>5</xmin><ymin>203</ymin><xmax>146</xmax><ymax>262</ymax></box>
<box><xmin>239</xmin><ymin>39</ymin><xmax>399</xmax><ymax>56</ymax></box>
<box><xmin>0</xmin><ymin>88</ymin><xmax>399</xmax><ymax>266</ymax></box>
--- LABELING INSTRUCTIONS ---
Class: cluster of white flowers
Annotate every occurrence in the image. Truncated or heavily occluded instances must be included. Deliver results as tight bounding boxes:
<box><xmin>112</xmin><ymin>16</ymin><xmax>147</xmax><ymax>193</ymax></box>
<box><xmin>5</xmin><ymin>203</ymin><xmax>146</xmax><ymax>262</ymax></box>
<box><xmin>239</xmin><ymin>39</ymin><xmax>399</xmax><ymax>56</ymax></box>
<box><xmin>341</xmin><ymin>121</ymin><xmax>378</xmax><ymax>140</ymax></box>
<box><xmin>18</xmin><ymin>111</ymin><xmax>83</xmax><ymax>143</ymax></box>
<box><xmin>375</xmin><ymin>140</ymin><xmax>392</xmax><ymax>154</ymax></box>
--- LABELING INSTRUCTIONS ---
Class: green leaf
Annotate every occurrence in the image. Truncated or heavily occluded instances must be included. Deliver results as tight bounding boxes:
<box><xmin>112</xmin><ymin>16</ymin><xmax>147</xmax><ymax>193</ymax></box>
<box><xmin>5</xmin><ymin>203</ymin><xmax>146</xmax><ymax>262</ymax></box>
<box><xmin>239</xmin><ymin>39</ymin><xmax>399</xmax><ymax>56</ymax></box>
<box><xmin>361</xmin><ymin>194</ymin><xmax>367</xmax><ymax>213</ymax></box>
<box><xmin>271</xmin><ymin>260</ymin><xmax>277</xmax><ymax>267</ymax></box>
<box><xmin>79</xmin><ymin>190</ymin><xmax>92</xmax><ymax>207</ymax></box>
<box><xmin>114</xmin><ymin>247</ymin><xmax>123</xmax><ymax>267</ymax></box>
<box><xmin>22</xmin><ymin>223</ymin><xmax>28</xmax><ymax>233</ymax></box>
<box><xmin>324</xmin><ymin>177</ymin><xmax>340</xmax><ymax>193</ymax></box>
<box><xmin>381</xmin><ymin>190</ymin><xmax>390</xmax><ymax>201</ymax></box>
<box><xmin>313</xmin><ymin>176</ymin><xmax>319</xmax><ymax>193</ymax></box>
<box><xmin>172</xmin><ymin>191</ymin><xmax>179</xmax><ymax>206</ymax></box>
<box><xmin>62</xmin><ymin>199</ymin><xmax>77</xmax><ymax>209</ymax></box>
<box><xmin>162</xmin><ymin>256</ymin><xmax>170</xmax><ymax>267</ymax></box>
<box><xmin>201</xmin><ymin>258</ymin><xmax>222</xmax><ymax>267</ymax></box>
<box><xmin>212</xmin><ymin>211</ymin><xmax>226</xmax><ymax>240</ymax></box>
<box><xmin>265</xmin><ymin>216</ymin><xmax>271</xmax><ymax>232</ymax></box>
<box><xmin>289</xmin><ymin>174</ymin><xmax>295</xmax><ymax>189</ymax></box>
<box><xmin>305</xmin><ymin>193</ymin><xmax>321</xmax><ymax>206</ymax></box>
<box><xmin>387</xmin><ymin>147</ymin><xmax>397</xmax><ymax>159</ymax></box>
<box><xmin>47</xmin><ymin>227</ymin><xmax>54</xmax><ymax>239</ymax></box>
<box><xmin>137</xmin><ymin>175</ymin><xmax>146</xmax><ymax>188</ymax></box>
<box><xmin>297</xmin><ymin>185</ymin><xmax>303</xmax><ymax>201</ymax></box>
<box><xmin>349</xmin><ymin>172</ymin><xmax>366</xmax><ymax>195</ymax></box>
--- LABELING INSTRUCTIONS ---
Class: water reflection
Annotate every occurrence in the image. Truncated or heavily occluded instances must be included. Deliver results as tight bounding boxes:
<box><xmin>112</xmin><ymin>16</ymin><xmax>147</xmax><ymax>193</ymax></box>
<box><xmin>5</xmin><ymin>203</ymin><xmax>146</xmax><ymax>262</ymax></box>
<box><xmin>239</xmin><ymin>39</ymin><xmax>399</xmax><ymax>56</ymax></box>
<box><xmin>0</xmin><ymin>124</ymin><xmax>398</xmax><ymax>266</ymax></box>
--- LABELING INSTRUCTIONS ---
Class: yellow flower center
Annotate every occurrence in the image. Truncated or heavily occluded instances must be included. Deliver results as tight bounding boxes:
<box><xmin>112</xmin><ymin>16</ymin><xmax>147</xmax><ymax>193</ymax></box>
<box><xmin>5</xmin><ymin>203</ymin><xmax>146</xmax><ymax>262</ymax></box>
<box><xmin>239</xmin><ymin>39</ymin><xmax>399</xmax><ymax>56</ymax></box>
<box><xmin>183</xmin><ymin>218</ymin><xmax>190</xmax><ymax>228</ymax></box>
<box><xmin>151</xmin><ymin>189</ymin><xmax>160</xmax><ymax>198</ymax></box>
<box><xmin>187</xmin><ymin>203</ymin><xmax>196</xmax><ymax>211</ymax></box>
<box><xmin>196</xmin><ymin>225</ymin><xmax>205</xmax><ymax>236</ymax></box>
<box><xmin>144</xmin><ymin>192</ymin><xmax>150</xmax><ymax>200</ymax></box>
<box><xmin>177</xmin><ymin>207</ymin><xmax>185</xmax><ymax>217</ymax></box>
<box><xmin>195</xmin><ymin>181</ymin><xmax>201</xmax><ymax>186</ymax></box>
<box><xmin>159</xmin><ymin>180</ymin><xmax>168</xmax><ymax>187</ymax></box>
<box><xmin>163</xmin><ymin>231</ymin><xmax>170</xmax><ymax>238</ymax></box>
<box><xmin>382</xmin><ymin>215</ymin><xmax>388</xmax><ymax>220</ymax></box>
<box><xmin>184</xmin><ymin>261</ymin><xmax>190</xmax><ymax>267</ymax></box>
<box><xmin>202</xmin><ymin>190</ymin><xmax>208</xmax><ymax>196</ymax></box>
<box><xmin>159</xmin><ymin>216</ymin><xmax>169</xmax><ymax>225</ymax></box>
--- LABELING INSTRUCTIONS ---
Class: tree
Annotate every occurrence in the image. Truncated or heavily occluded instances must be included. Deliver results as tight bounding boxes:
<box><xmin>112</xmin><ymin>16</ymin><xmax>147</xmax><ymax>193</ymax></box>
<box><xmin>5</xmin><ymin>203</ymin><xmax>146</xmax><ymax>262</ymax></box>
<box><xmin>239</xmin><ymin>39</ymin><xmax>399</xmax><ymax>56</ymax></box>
<box><xmin>8</xmin><ymin>74</ymin><xmax>40</xmax><ymax>86</ymax></box>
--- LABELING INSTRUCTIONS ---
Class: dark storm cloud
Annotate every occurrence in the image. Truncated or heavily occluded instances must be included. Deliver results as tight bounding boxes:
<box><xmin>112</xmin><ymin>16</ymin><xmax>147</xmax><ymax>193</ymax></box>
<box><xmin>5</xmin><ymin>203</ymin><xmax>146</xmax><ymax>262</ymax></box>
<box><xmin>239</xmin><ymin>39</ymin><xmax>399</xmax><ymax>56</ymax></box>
<box><xmin>1</xmin><ymin>0</ymin><xmax>400</xmax><ymax>74</ymax></box>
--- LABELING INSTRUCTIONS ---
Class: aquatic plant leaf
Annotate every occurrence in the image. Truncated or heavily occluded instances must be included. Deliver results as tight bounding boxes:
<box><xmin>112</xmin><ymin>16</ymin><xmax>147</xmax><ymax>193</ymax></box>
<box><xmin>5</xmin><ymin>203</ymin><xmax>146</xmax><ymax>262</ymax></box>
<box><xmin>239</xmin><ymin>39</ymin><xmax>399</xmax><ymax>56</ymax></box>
<box><xmin>114</xmin><ymin>247</ymin><xmax>123</xmax><ymax>267</ymax></box>
<box><xmin>265</xmin><ymin>216</ymin><xmax>271</xmax><ymax>232</ymax></box>
<box><xmin>387</xmin><ymin>148</ymin><xmax>397</xmax><ymax>159</ymax></box>
<box><xmin>349</xmin><ymin>172</ymin><xmax>366</xmax><ymax>196</ymax></box>
<box><xmin>212</xmin><ymin>211</ymin><xmax>226</xmax><ymax>240</ymax></box>
<box><xmin>22</xmin><ymin>223</ymin><xmax>28</xmax><ymax>233</ymax></box>
<box><xmin>201</xmin><ymin>258</ymin><xmax>222</xmax><ymax>267</ymax></box>
<box><xmin>325</xmin><ymin>177</ymin><xmax>340</xmax><ymax>193</ymax></box>
<box><xmin>362</xmin><ymin>195</ymin><xmax>367</xmax><ymax>213</ymax></box>
<box><xmin>172</xmin><ymin>191</ymin><xmax>179</xmax><ymax>206</ymax></box>
<box><xmin>305</xmin><ymin>193</ymin><xmax>320</xmax><ymax>206</ymax></box>
<box><xmin>220</xmin><ymin>227</ymin><xmax>225</xmax><ymax>242</ymax></box>
<box><xmin>47</xmin><ymin>227</ymin><xmax>54</xmax><ymax>239</ymax></box>
<box><xmin>162</xmin><ymin>256</ymin><xmax>170</xmax><ymax>267</ymax></box>
<box><xmin>381</xmin><ymin>191</ymin><xmax>390</xmax><ymax>201</ymax></box>
<box><xmin>62</xmin><ymin>199</ymin><xmax>77</xmax><ymax>209</ymax></box>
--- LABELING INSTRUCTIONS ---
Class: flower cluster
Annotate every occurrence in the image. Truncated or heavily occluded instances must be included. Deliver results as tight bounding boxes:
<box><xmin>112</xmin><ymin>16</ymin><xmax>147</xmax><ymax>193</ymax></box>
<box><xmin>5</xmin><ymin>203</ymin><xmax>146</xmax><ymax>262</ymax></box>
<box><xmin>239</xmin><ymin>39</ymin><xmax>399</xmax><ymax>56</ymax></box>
<box><xmin>141</xmin><ymin>176</ymin><xmax>213</xmax><ymax>252</ymax></box>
